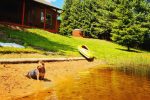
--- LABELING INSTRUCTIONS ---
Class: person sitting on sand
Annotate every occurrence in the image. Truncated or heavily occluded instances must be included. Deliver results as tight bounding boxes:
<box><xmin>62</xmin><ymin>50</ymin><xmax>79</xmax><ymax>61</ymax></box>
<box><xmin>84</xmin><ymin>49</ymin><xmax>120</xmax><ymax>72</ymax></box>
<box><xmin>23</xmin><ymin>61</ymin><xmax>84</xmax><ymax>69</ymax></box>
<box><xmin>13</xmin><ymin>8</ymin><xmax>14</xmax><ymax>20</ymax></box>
<box><xmin>26</xmin><ymin>61</ymin><xmax>46</xmax><ymax>80</ymax></box>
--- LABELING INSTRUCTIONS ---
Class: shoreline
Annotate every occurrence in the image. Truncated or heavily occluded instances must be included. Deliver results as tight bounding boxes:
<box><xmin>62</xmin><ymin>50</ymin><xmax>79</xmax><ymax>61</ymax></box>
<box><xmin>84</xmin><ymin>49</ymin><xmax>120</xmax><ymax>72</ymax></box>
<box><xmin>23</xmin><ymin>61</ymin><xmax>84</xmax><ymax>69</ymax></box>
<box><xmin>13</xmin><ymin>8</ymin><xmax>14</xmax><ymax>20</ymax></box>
<box><xmin>0</xmin><ymin>60</ymin><xmax>104</xmax><ymax>100</ymax></box>
<box><xmin>0</xmin><ymin>57</ymin><xmax>85</xmax><ymax>64</ymax></box>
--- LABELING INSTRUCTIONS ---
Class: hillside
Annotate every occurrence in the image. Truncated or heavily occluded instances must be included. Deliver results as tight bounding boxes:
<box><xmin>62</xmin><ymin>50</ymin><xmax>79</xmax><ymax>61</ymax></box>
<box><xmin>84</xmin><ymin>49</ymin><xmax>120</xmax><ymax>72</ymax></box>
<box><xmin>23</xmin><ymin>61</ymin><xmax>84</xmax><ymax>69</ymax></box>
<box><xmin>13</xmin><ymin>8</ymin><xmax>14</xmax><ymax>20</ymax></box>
<box><xmin>0</xmin><ymin>25</ymin><xmax>149</xmax><ymax>66</ymax></box>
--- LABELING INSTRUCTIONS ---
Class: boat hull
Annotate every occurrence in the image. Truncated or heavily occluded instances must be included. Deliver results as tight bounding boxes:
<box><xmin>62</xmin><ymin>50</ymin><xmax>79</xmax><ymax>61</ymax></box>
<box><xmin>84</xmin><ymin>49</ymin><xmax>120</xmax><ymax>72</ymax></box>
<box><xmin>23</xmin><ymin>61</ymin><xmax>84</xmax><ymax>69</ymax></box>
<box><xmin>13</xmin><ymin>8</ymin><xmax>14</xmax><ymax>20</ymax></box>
<box><xmin>78</xmin><ymin>45</ymin><xmax>94</xmax><ymax>61</ymax></box>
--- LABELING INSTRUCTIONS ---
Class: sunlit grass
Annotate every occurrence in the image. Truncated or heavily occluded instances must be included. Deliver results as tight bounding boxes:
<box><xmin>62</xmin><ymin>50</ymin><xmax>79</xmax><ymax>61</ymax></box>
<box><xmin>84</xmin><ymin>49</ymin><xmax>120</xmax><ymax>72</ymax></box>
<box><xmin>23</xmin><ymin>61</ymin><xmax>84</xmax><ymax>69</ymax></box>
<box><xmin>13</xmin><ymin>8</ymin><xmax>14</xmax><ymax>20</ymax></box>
<box><xmin>0</xmin><ymin>47</ymin><xmax>41</xmax><ymax>54</ymax></box>
<box><xmin>0</xmin><ymin>26</ymin><xmax>149</xmax><ymax>68</ymax></box>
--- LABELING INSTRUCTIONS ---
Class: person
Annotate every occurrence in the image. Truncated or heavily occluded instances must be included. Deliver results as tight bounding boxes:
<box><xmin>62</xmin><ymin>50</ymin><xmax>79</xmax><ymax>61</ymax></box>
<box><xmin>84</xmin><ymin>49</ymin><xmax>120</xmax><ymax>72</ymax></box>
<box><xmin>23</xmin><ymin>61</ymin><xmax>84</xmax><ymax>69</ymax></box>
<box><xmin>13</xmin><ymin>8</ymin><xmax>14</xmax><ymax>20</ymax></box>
<box><xmin>26</xmin><ymin>61</ymin><xmax>46</xmax><ymax>80</ymax></box>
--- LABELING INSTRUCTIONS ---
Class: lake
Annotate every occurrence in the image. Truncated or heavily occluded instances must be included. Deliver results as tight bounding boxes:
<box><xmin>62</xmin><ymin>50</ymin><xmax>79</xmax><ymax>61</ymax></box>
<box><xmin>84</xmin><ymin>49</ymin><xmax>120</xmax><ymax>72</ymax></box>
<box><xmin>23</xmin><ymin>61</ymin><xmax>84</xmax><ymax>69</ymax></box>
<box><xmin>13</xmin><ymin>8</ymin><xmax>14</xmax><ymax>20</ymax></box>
<box><xmin>54</xmin><ymin>67</ymin><xmax>150</xmax><ymax>100</ymax></box>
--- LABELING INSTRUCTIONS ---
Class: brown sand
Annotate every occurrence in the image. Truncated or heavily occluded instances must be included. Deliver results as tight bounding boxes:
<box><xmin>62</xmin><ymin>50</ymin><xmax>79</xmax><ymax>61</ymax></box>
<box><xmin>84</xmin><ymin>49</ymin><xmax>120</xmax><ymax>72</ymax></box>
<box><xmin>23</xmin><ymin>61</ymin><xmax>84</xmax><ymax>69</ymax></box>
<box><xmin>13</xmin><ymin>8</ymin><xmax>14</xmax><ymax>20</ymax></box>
<box><xmin>0</xmin><ymin>60</ymin><xmax>104</xmax><ymax>100</ymax></box>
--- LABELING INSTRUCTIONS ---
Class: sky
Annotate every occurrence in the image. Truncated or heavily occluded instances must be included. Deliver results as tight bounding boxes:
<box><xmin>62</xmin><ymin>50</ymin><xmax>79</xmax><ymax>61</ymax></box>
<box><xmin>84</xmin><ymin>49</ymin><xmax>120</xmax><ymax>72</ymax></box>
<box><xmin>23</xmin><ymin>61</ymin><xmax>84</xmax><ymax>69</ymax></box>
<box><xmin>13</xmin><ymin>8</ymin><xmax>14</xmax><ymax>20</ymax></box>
<box><xmin>46</xmin><ymin>0</ymin><xmax>64</xmax><ymax>8</ymax></box>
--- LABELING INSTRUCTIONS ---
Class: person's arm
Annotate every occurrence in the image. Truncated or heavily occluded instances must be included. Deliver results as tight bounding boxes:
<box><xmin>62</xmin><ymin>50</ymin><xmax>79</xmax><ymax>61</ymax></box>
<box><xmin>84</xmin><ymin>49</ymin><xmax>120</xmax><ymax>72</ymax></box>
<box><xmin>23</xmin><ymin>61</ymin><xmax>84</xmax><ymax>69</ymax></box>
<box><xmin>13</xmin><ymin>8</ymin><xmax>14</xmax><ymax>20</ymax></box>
<box><xmin>35</xmin><ymin>69</ymin><xmax>39</xmax><ymax>80</ymax></box>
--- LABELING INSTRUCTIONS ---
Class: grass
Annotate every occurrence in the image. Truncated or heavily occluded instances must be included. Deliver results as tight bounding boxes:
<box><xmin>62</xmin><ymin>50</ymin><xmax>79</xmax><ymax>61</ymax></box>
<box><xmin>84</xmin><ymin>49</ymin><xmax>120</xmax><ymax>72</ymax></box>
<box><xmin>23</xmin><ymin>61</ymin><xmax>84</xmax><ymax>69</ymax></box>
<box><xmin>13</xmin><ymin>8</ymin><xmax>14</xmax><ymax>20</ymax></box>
<box><xmin>0</xmin><ymin>25</ymin><xmax>150</xmax><ymax>68</ymax></box>
<box><xmin>0</xmin><ymin>47</ymin><xmax>40</xmax><ymax>54</ymax></box>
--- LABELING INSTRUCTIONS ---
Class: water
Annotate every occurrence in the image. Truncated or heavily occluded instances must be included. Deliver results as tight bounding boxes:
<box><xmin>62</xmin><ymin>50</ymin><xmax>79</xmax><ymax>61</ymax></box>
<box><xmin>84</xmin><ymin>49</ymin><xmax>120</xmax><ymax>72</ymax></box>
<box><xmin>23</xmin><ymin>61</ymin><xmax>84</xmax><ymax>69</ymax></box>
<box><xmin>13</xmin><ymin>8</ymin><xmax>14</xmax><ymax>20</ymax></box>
<box><xmin>55</xmin><ymin>68</ymin><xmax>150</xmax><ymax>100</ymax></box>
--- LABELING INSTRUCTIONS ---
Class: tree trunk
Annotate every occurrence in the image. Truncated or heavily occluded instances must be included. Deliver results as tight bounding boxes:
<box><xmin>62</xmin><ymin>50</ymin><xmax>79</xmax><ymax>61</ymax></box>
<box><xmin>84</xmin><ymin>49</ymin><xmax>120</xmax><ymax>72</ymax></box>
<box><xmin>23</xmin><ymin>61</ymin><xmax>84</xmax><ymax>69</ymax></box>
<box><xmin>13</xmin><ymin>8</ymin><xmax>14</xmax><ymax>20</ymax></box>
<box><xmin>127</xmin><ymin>46</ymin><xmax>130</xmax><ymax>51</ymax></box>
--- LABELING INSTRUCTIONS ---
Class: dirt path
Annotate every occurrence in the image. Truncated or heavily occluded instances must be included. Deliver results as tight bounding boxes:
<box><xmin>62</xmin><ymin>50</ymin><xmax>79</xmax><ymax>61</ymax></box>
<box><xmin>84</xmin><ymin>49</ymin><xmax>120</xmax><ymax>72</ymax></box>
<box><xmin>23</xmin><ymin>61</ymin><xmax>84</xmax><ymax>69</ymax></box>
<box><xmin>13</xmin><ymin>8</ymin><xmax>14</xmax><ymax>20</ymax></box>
<box><xmin>0</xmin><ymin>60</ymin><xmax>104</xmax><ymax>100</ymax></box>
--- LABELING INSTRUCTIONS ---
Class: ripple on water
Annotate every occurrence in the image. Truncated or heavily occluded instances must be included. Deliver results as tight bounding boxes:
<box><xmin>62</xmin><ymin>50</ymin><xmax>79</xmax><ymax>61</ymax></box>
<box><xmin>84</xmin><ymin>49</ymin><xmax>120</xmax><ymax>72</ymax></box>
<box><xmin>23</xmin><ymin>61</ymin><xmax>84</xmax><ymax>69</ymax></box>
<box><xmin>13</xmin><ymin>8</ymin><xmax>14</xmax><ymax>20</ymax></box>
<box><xmin>55</xmin><ymin>67</ymin><xmax>150</xmax><ymax>100</ymax></box>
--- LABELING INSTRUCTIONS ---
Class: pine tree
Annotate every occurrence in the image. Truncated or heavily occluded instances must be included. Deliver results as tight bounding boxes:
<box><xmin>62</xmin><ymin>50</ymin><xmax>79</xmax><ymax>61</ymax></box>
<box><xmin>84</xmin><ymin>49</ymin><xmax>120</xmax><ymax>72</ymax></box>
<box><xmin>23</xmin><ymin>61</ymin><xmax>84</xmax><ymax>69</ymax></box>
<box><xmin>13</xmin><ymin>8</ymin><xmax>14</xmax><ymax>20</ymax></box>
<box><xmin>59</xmin><ymin>0</ymin><xmax>74</xmax><ymax>35</ymax></box>
<box><xmin>60</xmin><ymin>0</ymin><xmax>150</xmax><ymax>50</ymax></box>
<box><xmin>111</xmin><ymin>0</ymin><xmax>149</xmax><ymax>50</ymax></box>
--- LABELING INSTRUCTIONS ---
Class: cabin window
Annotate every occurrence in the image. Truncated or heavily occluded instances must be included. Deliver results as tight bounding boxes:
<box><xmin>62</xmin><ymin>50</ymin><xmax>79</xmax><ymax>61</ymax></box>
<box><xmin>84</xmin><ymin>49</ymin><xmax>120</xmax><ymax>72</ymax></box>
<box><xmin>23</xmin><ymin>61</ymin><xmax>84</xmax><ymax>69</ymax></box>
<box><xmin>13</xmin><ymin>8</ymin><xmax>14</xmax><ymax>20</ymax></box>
<box><xmin>41</xmin><ymin>11</ymin><xmax>44</xmax><ymax>23</ymax></box>
<box><xmin>46</xmin><ymin>13</ymin><xmax>52</xmax><ymax>25</ymax></box>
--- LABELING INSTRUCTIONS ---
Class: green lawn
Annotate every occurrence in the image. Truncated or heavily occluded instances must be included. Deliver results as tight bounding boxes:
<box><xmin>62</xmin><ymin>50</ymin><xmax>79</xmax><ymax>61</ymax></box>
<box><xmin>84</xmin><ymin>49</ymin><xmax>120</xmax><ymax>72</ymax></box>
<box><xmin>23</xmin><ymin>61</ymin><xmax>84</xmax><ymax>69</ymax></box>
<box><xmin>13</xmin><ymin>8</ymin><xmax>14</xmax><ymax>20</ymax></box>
<box><xmin>0</xmin><ymin>26</ymin><xmax>149</xmax><ymax>67</ymax></box>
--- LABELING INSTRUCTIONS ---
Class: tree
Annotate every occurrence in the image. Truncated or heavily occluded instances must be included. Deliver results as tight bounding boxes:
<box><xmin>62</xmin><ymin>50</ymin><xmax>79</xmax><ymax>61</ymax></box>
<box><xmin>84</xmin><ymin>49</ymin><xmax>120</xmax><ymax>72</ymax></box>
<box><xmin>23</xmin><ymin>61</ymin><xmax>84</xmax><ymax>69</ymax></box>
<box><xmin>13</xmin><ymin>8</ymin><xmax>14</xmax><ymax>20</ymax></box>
<box><xmin>59</xmin><ymin>0</ymin><xmax>74</xmax><ymax>35</ymax></box>
<box><xmin>60</xmin><ymin>0</ymin><xmax>150</xmax><ymax>50</ymax></box>
<box><xmin>60</xmin><ymin>0</ymin><xmax>103</xmax><ymax>37</ymax></box>
<box><xmin>111</xmin><ymin>0</ymin><xmax>150</xmax><ymax>50</ymax></box>
<box><xmin>112</xmin><ymin>25</ymin><xmax>146</xmax><ymax>50</ymax></box>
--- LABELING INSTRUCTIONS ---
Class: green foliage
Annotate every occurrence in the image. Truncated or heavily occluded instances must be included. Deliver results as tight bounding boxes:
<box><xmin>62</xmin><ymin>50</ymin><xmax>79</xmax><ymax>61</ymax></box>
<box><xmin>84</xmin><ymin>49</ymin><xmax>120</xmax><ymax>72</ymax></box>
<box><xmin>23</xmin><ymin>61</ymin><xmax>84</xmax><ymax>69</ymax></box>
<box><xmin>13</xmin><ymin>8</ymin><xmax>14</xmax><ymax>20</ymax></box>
<box><xmin>112</xmin><ymin>25</ymin><xmax>146</xmax><ymax>50</ymax></box>
<box><xmin>59</xmin><ymin>0</ymin><xmax>74</xmax><ymax>35</ymax></box>
<box><xmin>60</xmin><ymin>0</ymin><xmax>103</xmax><ymax>37</ymax></box>
<box><xmin>141</xmin><ymin>30</ymin><xmax>150</xmax><ymax>50</ymax></box>
<box><xmin>60</xmin><ymin>0</ymin><xmax>150</xmax><ymax>50</ymax></box>
<box><xmin>111</xmin><ymin>0</ymin><xmax>150</xmax><ymax>50</ymax></box>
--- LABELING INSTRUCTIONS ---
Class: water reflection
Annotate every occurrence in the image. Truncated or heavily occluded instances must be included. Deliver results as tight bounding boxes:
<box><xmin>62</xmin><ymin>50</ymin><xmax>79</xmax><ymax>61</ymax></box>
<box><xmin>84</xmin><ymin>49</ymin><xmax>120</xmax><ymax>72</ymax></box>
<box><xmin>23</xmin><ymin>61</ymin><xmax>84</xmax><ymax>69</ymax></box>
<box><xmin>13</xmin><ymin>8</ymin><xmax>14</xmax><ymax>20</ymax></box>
<box><xmin>55</xmin><ymin>67</ymin><xmax>150</xmax><ymax>100</ymax></box>
<box><xmin>115</xmin><ymin>66</ymin><xmax>150</xmax><ymax>80</ymax></box>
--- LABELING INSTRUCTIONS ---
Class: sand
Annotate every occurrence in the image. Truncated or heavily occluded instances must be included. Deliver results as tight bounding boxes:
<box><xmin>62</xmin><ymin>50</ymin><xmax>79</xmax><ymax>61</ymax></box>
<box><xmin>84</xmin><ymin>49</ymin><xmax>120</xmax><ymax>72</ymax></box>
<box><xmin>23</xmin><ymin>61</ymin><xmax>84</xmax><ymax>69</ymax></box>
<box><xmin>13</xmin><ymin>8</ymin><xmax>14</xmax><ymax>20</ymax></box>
<box><xmin>0</xmin><ymin>60</ymin><xmax>104</xmax><ymax>100</ymax></box>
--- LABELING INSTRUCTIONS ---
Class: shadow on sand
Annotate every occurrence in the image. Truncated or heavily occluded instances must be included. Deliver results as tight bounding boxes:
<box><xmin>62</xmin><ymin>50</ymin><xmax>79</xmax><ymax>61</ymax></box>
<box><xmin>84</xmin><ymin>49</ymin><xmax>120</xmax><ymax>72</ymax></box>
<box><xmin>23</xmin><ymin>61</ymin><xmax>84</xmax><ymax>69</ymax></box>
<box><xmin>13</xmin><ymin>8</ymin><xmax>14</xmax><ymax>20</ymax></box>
<box><xmin>42</xmin><ymin>78</ymin><xmax>51</xmax><ymax>82</ymax></box>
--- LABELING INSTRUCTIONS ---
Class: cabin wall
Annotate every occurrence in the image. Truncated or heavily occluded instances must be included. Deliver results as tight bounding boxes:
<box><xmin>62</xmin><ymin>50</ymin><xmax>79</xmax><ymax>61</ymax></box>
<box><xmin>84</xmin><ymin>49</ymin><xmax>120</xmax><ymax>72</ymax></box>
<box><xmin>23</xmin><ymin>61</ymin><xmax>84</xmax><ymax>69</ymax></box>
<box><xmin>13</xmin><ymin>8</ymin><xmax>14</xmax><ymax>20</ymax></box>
<box><xmin>24</xmin><ymin>1</ymin><xmax>59</xmax><ymax>32</ymax></box>
<box><xmin>57</xmin><ymin>20</ymin><xmax>61</xmax><ymax>32</ymax></box>
<box><xmin>0</xmin><ymin>0</ymin><xmax>22</xmax><ymax>24</ymax></box>
<box><xmin>0</xmin><ymin>0</ymin><xmax>60</xmax><ymax>33</ymax></box>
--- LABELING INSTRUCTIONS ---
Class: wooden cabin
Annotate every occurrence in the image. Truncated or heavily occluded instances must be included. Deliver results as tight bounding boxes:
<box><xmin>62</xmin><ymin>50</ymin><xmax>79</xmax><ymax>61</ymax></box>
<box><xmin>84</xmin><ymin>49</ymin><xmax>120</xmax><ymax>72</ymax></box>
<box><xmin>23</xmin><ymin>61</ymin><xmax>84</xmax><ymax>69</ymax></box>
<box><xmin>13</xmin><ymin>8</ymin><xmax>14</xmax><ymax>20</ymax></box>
<box><xmin>0</xmin><ymin>0</ymin><xmax>61</xmax><ymax>33</ymax></box>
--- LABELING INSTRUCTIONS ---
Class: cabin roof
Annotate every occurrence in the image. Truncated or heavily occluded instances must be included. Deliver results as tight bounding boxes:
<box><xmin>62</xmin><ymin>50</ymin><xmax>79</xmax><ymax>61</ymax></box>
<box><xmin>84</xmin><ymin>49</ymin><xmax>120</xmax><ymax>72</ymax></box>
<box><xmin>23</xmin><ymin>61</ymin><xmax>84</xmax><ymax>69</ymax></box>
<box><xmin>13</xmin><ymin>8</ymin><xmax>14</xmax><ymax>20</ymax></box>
<box><xmin>33</xmin><ymin>0</ymin><xmax>61</xmax><ymax>10</ymax></box>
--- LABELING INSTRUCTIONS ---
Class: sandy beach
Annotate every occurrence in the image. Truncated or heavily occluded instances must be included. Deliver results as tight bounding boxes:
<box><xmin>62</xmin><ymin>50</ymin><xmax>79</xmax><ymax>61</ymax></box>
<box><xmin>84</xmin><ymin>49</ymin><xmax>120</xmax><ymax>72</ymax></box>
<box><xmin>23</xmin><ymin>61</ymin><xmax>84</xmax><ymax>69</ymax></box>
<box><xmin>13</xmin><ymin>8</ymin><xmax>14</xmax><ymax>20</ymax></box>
<box><xmin>0</xmin><ymin>60</ymin><xmax>103</xmax><ymax>100</ymax></box>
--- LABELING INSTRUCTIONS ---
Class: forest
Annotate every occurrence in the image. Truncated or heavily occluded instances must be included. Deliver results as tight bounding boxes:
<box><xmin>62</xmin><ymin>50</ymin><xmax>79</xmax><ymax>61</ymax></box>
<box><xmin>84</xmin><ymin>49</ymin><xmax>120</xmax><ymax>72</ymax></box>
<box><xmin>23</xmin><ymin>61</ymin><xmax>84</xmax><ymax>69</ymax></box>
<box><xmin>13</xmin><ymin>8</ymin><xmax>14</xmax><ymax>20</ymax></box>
<box><xmin>60</xmin><ymin>0</ymin><xmax>150</xmax><ymax>50</ymax></box>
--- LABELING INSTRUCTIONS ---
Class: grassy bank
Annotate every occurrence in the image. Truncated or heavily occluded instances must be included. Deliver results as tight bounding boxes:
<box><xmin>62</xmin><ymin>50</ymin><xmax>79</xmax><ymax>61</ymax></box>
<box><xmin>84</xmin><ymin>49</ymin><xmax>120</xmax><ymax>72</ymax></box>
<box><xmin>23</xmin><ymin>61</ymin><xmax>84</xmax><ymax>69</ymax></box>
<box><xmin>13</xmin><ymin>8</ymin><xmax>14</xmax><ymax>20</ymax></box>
<box><xmin>0</xmin><ymin>25</ymin><xmax>149</xmax><ymax>67</ymax></box>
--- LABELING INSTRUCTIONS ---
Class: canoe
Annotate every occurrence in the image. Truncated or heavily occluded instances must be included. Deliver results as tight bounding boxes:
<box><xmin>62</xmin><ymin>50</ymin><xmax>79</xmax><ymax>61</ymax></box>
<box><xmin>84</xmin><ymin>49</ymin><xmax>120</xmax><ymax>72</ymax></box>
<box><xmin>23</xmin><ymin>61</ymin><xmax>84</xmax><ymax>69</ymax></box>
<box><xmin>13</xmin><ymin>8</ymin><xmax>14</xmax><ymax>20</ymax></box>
<box><xmin>78</xmin><ymin>45</ymin><xmax>94</xmax><ymax>61</ymax></box>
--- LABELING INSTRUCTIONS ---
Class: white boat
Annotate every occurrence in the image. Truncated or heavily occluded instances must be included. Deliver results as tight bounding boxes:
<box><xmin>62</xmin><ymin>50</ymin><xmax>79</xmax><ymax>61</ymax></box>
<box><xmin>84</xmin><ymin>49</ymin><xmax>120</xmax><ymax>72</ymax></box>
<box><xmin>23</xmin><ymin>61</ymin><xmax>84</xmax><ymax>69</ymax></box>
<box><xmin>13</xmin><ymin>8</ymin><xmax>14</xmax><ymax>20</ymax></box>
<box><xmin>78</xmin><ymin>45</ymin><xmax>94</xmax><ymax>61</ymax></box>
